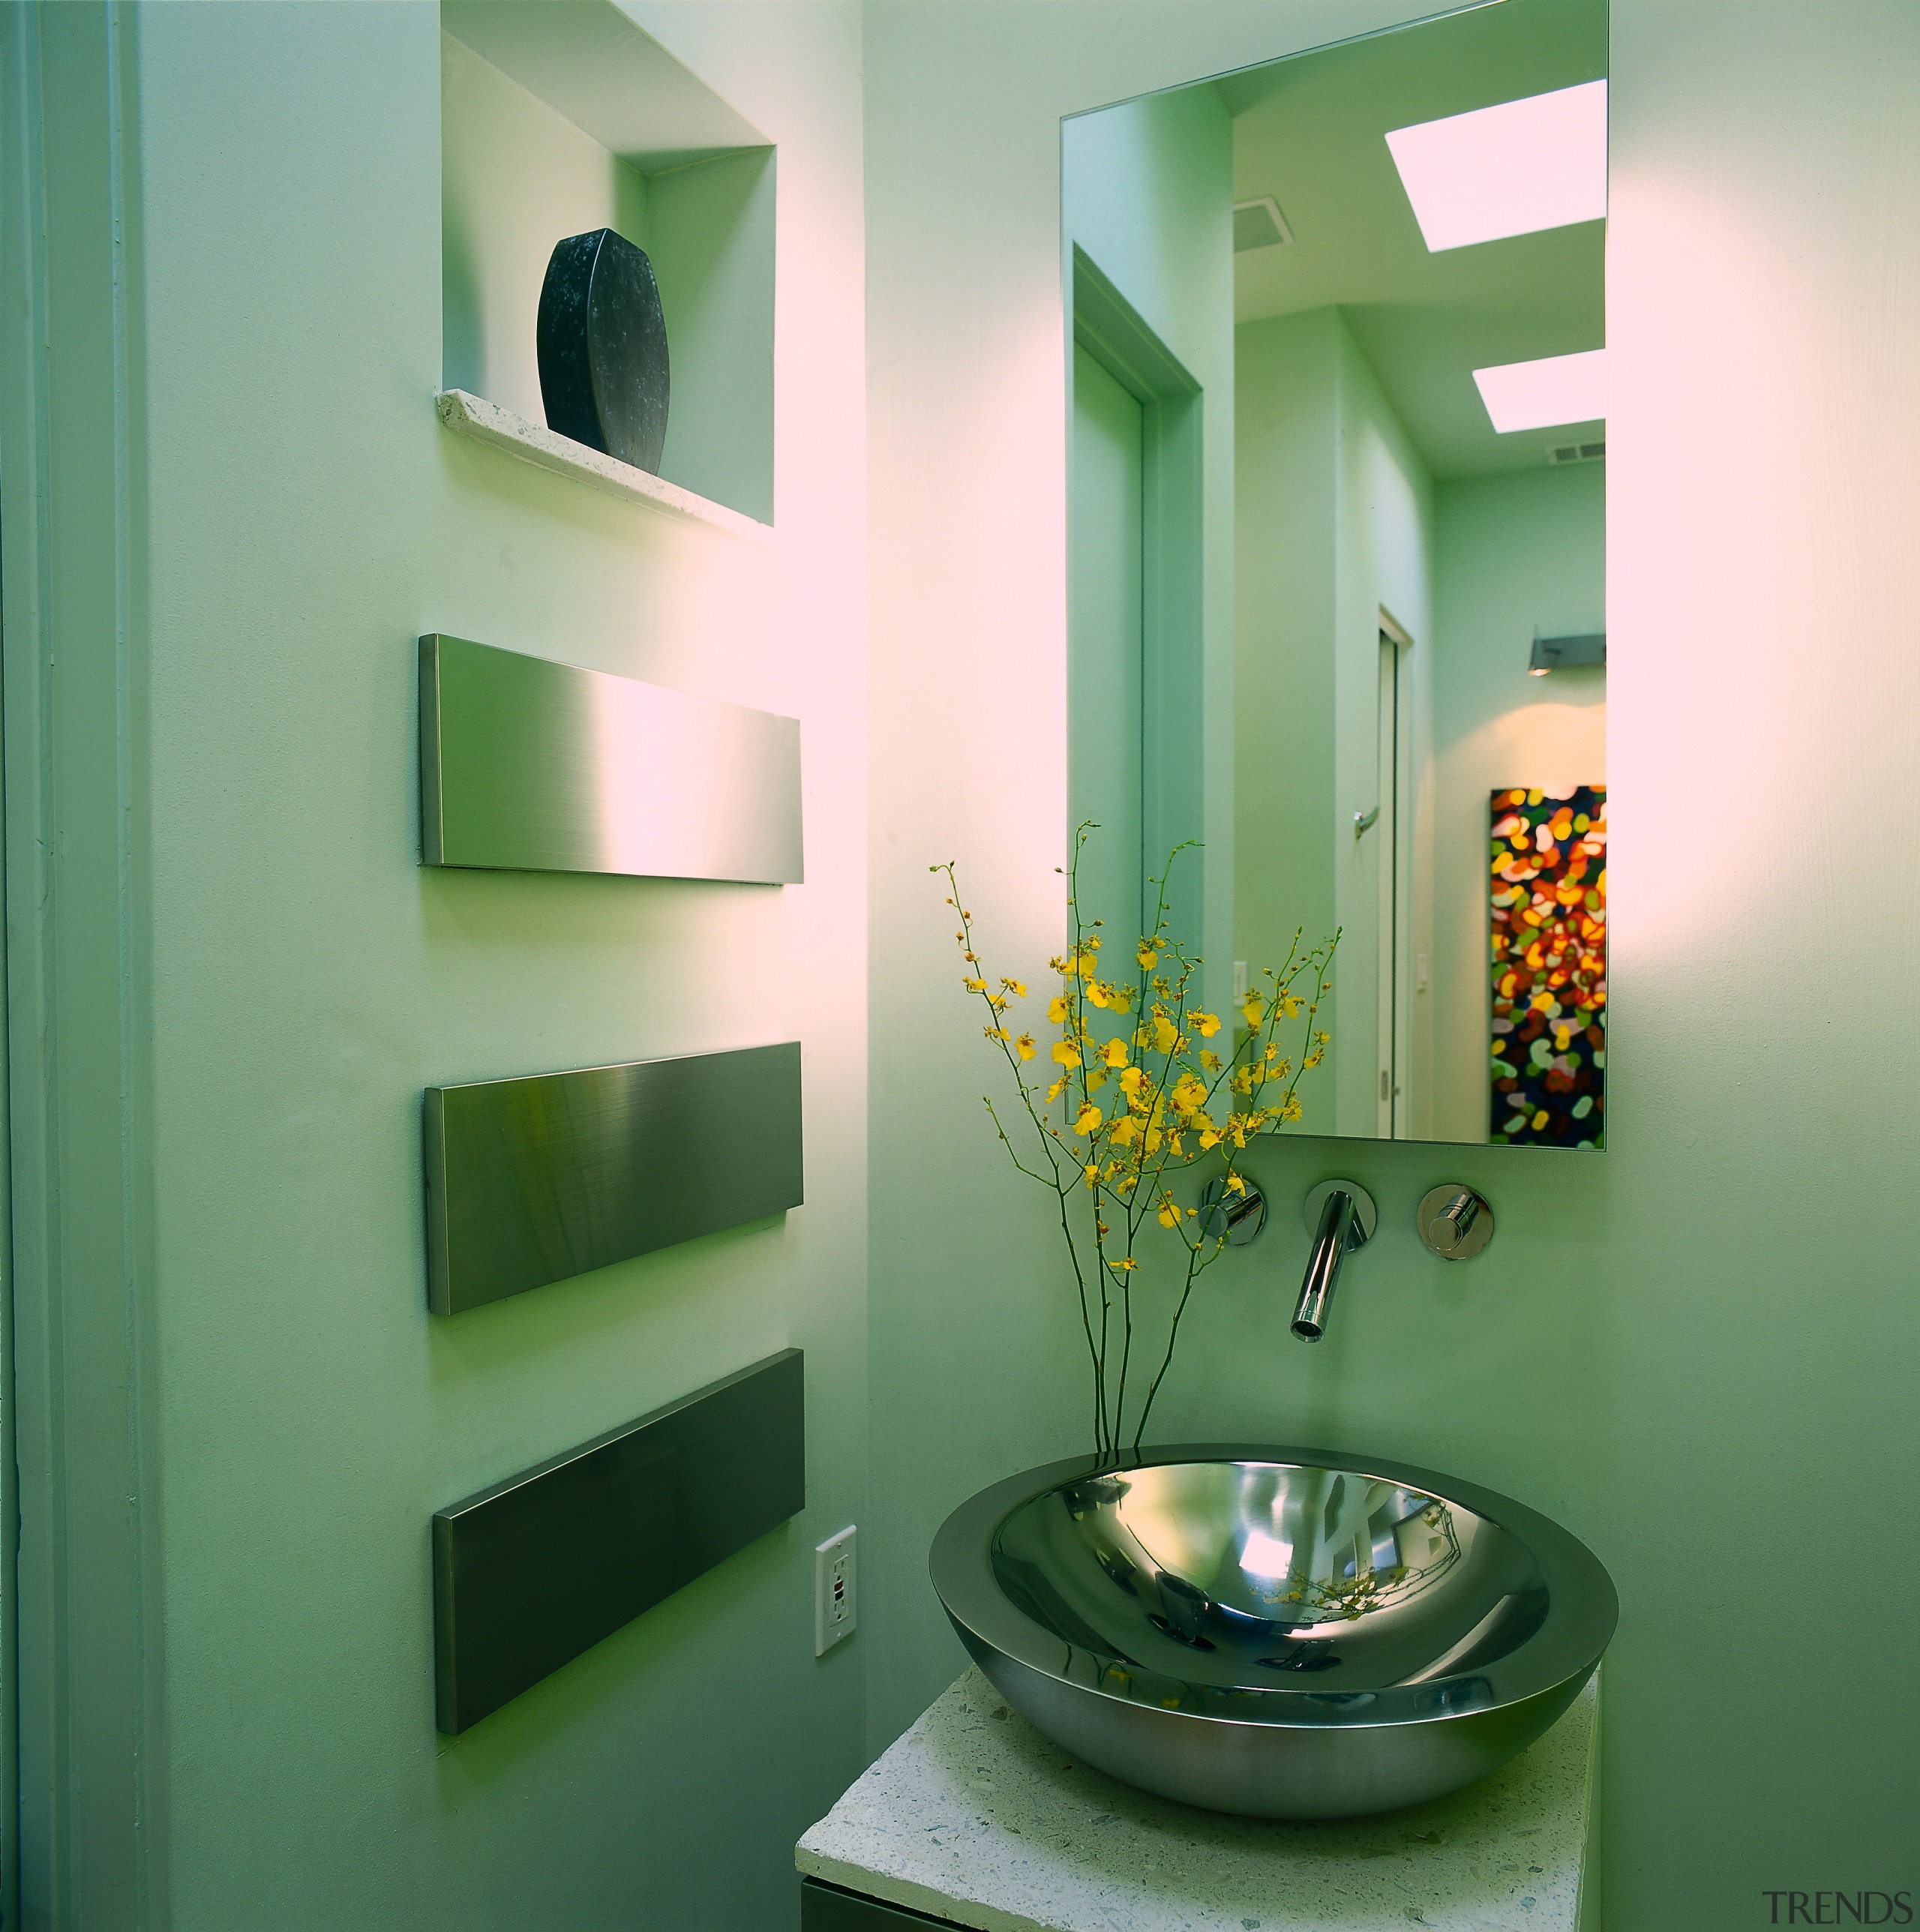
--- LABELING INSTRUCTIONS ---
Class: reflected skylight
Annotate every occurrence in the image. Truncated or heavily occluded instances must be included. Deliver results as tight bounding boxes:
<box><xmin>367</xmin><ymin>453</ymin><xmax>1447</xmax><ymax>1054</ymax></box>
<box><xmin>1473</xmin><ymin>349</ymin><xmax>1607</xmax><ymax>433</ymax></box>
<box><xmin>1386</xmin><ymin>80</ymin><xmax>1607</xmax><ymax>252</ymax></box>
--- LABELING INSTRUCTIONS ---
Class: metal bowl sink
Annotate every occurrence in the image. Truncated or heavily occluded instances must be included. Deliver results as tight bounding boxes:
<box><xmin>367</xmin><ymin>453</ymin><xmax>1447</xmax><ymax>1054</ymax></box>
<box><xmin>930</xmin><ymin>1444</ymin><xmax>1616</xmax><ymax>1819</ymax></box>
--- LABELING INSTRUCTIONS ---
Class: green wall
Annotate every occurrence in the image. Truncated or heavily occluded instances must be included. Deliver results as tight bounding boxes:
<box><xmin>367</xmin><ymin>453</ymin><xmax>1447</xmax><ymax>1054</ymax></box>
<box><xmin>1430</xmin><ymin>465</ymin><xmax>1606</xmax><ymax>1144</ymax></box>
<box><xmin>4</xmin><ymin>2</ymin><xmax>868</xmax><ymax>1926</ymax></box>
<box><xmin>1234</xmin><ymin>305</ymin><xmax>1436</xmax><ymax>1137</ymax></box>
<box><xmin>864</xmin><ymin>6</ymin><xmax>1920</xmax><ymax>1932</ymax></box>
<box><xmin>1061</xmin><ymin>82</ymin><xmax>1234</xmax><ymax>1006</ymax></box>
<box><xmin>4</xmin><ymin>2</ymin><xmax>1917</xmax><ymax>1928</ymax></box>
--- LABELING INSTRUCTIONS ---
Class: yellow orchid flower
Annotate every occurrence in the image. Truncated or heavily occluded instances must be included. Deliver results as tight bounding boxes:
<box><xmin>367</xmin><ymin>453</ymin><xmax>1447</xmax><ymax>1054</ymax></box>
<box><xmin>1118</xmin><ymin>1065</ymin><xmax>1146</xmax><ymax>1097</ymax></box>
<box><xmin>1137</xmin><ymin>940</ymin><xmax>1160</xmax><ymax>970</ymax></box>
<box><xmin>1046</xmin><ymin>1077</ymin><xmax>1068</xmax><ymax>1102</ymax></box>
<box><xmin>1280</xmin><ymin>1094</ymin><xmax>1304</xmax><ymax>1122</ymax></box>
<box><xmin>1191</xmin><ymin>1010</ymin><xmax>1221</xmax><ymax>1038</ymax></box>
<box><xmin>1051</xmin><ymin>1040</ymin><xmax>1082</xmax><ymax>1068</ymax></box>
<box><xmin>963</xmin><ymin>976</ymin><xmax>987</xmax><ymax>993</ymax></box>
<box><xmin>1225</xmin><ymin>1171</ymin><xmax>1246</xmax><ymax>1195</ymax></box>
<box><xmin>1000</xmin><ymin>977</ymin><xmax>1028</xmax><ymax>998</ymax></box>
<box><xmin>1015</xmin><ymin>1033</ymin><xmax>1036</xmax><ymax>1060</ymax></box>
<box><xmin>1086</xmin><ymin>980</ymin><xmax>1110</xmax><ymax>1009</ymax></box>
<box><xmin>1074</xmin><ymin>1102</ymin><xmax>1104</xmax><ymax>1136</ymax></box>
<box><xmin>1102</xmin><ymin>1037</ymin><xmax>1130</xmax><ymax>1069</ymax></box>
<box><xmin>1151</xmin><ymin>1014</ymin><xmax>1179</xmax><ymax>1054</ymax></box>
<box><xmin>1156</xmin><ymin>1195</ymin><xmax>1182</xmax><ymax>1229</ymax></box>
<box><xmin>1048</xmin><ymin>993</ymin><xmax>1073</xmax><ymax>1024</ymax></box>
<box><xmin>1240</xmin><ymin>992</ymin><xmax>1264</xmax><ymax>1030</ymax></box>
<box><xmin>1083</xmin><ymin>1162</ymin><xmax>1100</xmax><ymax>1190</ymax></box>
<box><xmin>982</xmin><ymin>1025</ymin><xmax>1010</xmax><ymax>1042</ymax></box>
<box><xmin>1109</xmin><ymin>1114</ymin><xmax>1140</xmax><ymax>1147</ymax></box>
<box><xmin>1199</xmin><ymin>1049</ymin><xmax>1222</xmax><ymax>1072</ymax></box>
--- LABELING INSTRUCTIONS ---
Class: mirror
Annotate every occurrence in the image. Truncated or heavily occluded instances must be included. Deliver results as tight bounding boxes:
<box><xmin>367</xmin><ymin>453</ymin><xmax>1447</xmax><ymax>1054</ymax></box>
<box><xmin>1064</xmin><ymin>0</ymin><xmax>1606</xmax><ymax>1150</ymax></box>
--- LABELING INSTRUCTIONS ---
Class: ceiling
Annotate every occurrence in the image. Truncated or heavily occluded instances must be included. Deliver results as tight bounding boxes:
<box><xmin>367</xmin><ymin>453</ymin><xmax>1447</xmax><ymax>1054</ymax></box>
<box><xmin>1221</xmin><ymin>0</ymin><xmax>1606</xmax><ymax>480</ymax></box>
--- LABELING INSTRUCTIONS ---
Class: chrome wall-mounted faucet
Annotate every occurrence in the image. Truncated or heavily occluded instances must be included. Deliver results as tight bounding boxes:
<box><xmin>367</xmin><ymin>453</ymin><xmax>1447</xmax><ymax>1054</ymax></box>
<box><xmin>1292</xmin><ymin>1179</ymin><xmax>1377</xmax><ymax>1341</ymax></box>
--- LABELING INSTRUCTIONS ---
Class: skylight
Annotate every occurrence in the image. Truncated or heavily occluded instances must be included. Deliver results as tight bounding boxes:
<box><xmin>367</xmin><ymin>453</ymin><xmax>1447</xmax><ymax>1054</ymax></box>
<box><xmin>1473</xmin><ymin>350</ymin><xmax>1607</xmax><ymax>434</ymax></box>
<box><xmin>1385</xmin><ymin>80</ymin><xmax>1607</xmax><ymax>252</ymax></box>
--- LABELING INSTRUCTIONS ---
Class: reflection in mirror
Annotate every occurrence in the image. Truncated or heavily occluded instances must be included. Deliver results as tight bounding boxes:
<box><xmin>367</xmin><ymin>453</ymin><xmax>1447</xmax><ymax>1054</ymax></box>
<box><xmin>1064</xmin><ymin>0</ymin><xmax>1606</xmax><ymax>1151</ymax></box>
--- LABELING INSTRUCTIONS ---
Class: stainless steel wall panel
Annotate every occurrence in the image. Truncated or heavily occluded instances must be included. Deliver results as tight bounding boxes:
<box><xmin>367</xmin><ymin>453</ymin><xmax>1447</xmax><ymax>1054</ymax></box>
<box><xmin>424</xmin><ymin>1042</ymin><xmax>802</xmax><ymax>1314</ymax></box>
<box><xmin>419</xmin><ymin>633</ymin><xmax>802</xmax><ymax>883</ymax></box>
<box><xmin>432</xmin><ymin>1349</ymin><xmax>805</xmax><ymax>1734</ymax></box>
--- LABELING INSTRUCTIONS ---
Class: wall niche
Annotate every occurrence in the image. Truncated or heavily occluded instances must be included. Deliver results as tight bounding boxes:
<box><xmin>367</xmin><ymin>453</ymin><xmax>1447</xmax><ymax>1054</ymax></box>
<box><xmin>440</xmin><ymin>1</ymin><xmax>775</xmax><ymax>525</ymax></box>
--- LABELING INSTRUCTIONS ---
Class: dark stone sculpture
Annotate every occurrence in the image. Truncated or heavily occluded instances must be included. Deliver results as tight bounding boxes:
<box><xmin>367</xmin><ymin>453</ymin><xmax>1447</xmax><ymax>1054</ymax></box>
<box><xmin>536</xmin><ymin>228</ymin><xmax>670</xmax><ymax>474</ymax></box>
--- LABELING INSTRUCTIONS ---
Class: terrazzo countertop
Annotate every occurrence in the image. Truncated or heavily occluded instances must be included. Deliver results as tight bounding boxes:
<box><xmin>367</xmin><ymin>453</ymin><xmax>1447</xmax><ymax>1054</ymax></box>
<box><xmin>797</xmin><ymin>1668</ymin><xmax>1598</xmax><ymax>1932</ymax></box>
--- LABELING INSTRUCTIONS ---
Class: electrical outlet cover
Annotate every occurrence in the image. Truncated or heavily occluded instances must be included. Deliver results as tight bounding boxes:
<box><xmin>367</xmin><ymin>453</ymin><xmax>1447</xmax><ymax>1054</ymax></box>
<box><xmin>814</xmin><ymin>1526</ymin><xmax>857</xmax><ymax>1655</ymax></box>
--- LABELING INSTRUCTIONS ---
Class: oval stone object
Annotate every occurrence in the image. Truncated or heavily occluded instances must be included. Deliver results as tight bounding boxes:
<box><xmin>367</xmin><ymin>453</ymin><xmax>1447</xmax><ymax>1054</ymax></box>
<box><xmin>537</xmin><ymin>228</ymin><xmax>670</xmax><ymax>474</ymax></box>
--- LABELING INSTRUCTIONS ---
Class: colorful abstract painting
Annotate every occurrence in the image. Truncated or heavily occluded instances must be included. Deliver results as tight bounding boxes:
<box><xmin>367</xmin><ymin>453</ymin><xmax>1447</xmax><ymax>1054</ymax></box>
<box><xmin>1490</xmin><ymin>785</ymin><xmax>1606</xmax><ymax>1148</ymax></box>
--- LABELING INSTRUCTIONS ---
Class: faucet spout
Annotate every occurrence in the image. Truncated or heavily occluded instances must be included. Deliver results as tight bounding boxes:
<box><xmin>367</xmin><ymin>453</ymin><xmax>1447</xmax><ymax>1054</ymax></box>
<box><xmin>1292</xmin><ymin>1180</ymin><xmax>1376</xmax><ymax>1341</ymax></box>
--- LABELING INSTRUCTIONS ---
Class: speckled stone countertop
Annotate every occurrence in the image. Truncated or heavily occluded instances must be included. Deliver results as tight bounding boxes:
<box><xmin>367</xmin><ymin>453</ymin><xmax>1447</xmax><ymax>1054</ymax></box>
<box><xmin>796</xmin><ymin>1668</ymin><xmax>1598</xmax><ymax>1932</ymax></box>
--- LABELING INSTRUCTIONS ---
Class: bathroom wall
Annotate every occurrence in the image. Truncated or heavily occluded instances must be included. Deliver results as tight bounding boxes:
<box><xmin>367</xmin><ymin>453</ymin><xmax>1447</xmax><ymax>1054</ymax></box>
<box><xmin>7</xmin><ymin>2</ymin><xmax>1916</xmax><ymax>1928</ymax></box>
<box><xmin>1234</xmin><ymin>305</ymin><xmax>1437</xmax><ymax>1138</ymax></box>
<box><xmin>1430</xmin><ymin>465</ymin><xmax>1606</xmax><ymax>1144</ymax></box>
<box><xmin>4</xmin><ymin>2</ymin><xmax>868</xmax><ymax>1927</ymax></box>
<box><xmin>864</xmin><ymin>5</ymin><xmax>1919</xmax><ymax>1930</ymax></box>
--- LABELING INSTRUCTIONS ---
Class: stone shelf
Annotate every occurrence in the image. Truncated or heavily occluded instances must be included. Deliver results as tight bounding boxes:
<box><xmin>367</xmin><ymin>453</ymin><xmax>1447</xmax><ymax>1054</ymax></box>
<box><xmin>434</xmin><ymin>389</ymin><xmax>774</xmax><ymax>545</ymax></box>
<box><xmin>797</xmin><ymin>1666</ymin><xmax>1600</xmax><ymax>1932</ymax></box>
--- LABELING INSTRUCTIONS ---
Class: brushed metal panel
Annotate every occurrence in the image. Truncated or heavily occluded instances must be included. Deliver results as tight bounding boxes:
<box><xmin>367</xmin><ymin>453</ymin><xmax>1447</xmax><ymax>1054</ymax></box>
<box><xmin>433</xmin><ymin>1349</ymin><xmax>805</xmax><ymax>1735</ymax></box>
<box><xmin>419</xmin><ymin>632</ymin><xmax>802</xmax><ymax>884</ymax></box>
<box><xmin>424</xmin><ymin>1042</ymin><xmax>802</xmax><ymax>1315</ymax></box>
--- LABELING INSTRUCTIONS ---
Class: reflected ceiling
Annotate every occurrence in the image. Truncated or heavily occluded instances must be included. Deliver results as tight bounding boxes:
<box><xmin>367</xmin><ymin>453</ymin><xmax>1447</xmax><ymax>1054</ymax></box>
<box><xmin>1222</xmin><ymin>0</ymin><xmax>1606</xmax><ymax>479</ymax></box>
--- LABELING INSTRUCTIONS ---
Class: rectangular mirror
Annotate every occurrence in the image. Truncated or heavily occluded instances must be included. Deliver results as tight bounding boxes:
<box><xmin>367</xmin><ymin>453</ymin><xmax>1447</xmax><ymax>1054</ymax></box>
<box><xmin>1064</xmin><ymin>0</ymin><xmax>1606</xmax><ymax>1150</ymax></box>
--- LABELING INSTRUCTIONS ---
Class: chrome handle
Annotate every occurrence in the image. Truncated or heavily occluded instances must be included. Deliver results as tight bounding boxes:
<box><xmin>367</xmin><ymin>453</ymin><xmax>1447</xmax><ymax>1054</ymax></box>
<box><xmin>1416</xmin><ymin>1184</ymin><xmax>1494</xmax><ymax>1260</ymax></box>
<box><xmin>1200</xmin><ymin>1175</ymin><xmax>1268</xmax><ymax>1245</ymax></box>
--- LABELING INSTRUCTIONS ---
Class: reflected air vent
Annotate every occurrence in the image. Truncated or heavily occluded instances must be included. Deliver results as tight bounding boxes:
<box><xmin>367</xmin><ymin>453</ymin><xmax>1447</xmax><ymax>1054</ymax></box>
<box><xmin>1547</xmin><ymin>440</ymin><xmax>1606</xmax><ymax>465</ymax></box>
<box><xmin>1233</xmin><ymin>196</ymin><xmax>1294</xmax><ymax>252</ymax></box>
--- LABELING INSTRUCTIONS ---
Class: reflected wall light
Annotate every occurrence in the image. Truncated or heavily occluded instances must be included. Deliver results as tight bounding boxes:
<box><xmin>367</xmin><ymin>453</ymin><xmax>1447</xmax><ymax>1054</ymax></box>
<box><xmin>1385</xmin><ymin>80</ymin><xmax>1607</xmax><ymax>252</ymax></box>
<box><xmin>1474</xmin><ymin>349</ymin><xmax>1607</xmax><ymax>433</ymax></box>
<box><xmin>1529</xmin><ymin>632</ymin><xmax>1606</xmax><ymax>677</ymax></box>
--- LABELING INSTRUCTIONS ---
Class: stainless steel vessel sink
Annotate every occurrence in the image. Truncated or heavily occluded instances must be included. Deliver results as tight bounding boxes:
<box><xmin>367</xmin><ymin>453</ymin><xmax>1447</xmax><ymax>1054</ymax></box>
<box><xmin>930</xmin><ymin>1444</ymin><xmax>1616</xmax><ymax>1819</ymax></box>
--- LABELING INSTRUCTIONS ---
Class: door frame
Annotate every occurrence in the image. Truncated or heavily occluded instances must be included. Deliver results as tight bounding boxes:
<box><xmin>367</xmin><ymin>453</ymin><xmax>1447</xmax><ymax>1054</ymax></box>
<box><xmin>1068</xmin><ymin>247</ymin><xmax>1204</xmax><ymax>946</ymax></box>
<box><xmin>1377</xmin><ymin>604</ymin><xmax>1416</xmax><ymax>1137</ymax></box>
<box><xmin>0</xmin><ymin>5</ymin><xmax>169</xmax><ymax>1924</ymax></box>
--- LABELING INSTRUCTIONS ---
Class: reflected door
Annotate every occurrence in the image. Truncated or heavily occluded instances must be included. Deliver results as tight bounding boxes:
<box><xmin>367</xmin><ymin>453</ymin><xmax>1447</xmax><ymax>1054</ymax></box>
<box><xmin>1070</xmin><ymin>341</ymin><xmax>1144</xmax><ymax>941</ymax></box>
<box><xmin>1375</xmin><ymin>629</ymin><xmax>1403</xmax><ymax>1136</ymax></box>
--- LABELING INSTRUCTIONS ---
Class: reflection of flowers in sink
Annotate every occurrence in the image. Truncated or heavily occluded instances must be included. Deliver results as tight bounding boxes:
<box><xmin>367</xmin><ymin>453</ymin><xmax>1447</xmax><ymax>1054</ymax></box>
<box><xmin>937</xmin><ymin>1445</ymin><xmax>1616</xmax><ymax>1818</ymax></box>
